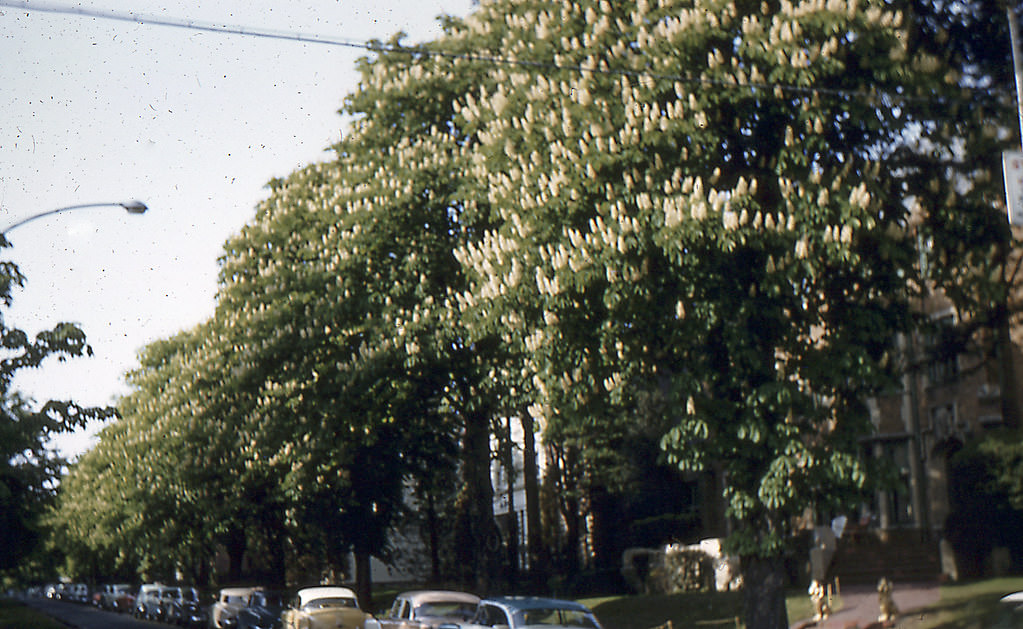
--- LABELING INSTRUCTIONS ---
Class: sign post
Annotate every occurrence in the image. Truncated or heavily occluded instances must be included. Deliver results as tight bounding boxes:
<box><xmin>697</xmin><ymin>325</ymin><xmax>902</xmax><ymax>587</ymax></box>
<box><xmin>1004</xmin><ymin>150</ymin><xmax>1023</xmax><ymax>226</ymax></box>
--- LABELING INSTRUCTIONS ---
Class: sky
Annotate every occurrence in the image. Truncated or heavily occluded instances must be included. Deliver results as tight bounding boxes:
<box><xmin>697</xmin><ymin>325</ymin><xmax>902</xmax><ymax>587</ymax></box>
<box><xmin>1</xmin><ymin>0</ymin><xmax>476</xmax><ymax>458</ymax></box>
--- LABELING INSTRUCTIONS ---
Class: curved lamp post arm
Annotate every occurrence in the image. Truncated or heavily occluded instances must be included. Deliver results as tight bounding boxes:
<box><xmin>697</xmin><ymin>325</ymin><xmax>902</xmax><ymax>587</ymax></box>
<box><xmin>1</xmin><ymin>201</ymin><xmax>148</xmax><ymax>235</ymax></box>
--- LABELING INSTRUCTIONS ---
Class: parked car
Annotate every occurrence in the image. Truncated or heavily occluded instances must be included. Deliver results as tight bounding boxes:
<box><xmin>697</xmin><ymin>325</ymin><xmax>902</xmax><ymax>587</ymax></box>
<box><xmin>166</xmin><ymin>586</ymin><xmax>207</xmax><ymax>627</ymax></box>
<box><xmin>211</xmin><ymin>586</ymin><xmax>255</xmax><ymax>628</ymax></box>
<box><xmin>281</xmin><ymin>586</ymin><xmax>373</xmax><ymax>629</ymax></box>
<box><xmin>448</xmin><ymin>597</ymin><xmax>602</xmax><ymax>629</ymax></box>
<box><xmin>68</xmin><ymin>583</ymin><xmax>90</xmax><ymax>604</ymax></box>
<box><xmin>237</xmin><ymin>589</ymin><xmax>285</xmax><ymax>629</ymax></box>
<box><xmin>152</xmin><ymin>586</ymin><xmax>182</xmax><ymax>622</ymax></box>
<box><xmin>381</xmin><ymin>591</ymin><xmax>479</xmax><ymax>629</ymax></box>
<box><xmin>98</xmin><ymin>583</ymin><xmax>133</xmax><ymax>611</ymax></box>
<box><xmin>135</xmin><ymin>583</ymin><xmax>164</xmax><ymax>619</ymax></box>
<box><xmin>114</xmin><ymin>585</ymin><xmax>136</xmax><ymax>613</ymax></box>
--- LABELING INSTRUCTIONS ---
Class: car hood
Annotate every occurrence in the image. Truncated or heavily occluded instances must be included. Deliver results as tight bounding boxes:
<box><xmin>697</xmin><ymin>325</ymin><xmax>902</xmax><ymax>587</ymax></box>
<box><xmin>416</xmin><ymin>615</ymin><xmax>476</xmax><ymax>625</ymax></box>
<box><xmin>294</xmin><ymin>607</ymin><xmax>368</xmax><ymax>629</ymax></box>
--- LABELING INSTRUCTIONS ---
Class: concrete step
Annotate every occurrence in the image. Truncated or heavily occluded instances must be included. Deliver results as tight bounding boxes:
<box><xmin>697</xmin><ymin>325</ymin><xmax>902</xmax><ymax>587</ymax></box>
<box><xmin>829</xmin><ymin>531</ymin><xmax>941</xmax><ymax>584</ymax></box>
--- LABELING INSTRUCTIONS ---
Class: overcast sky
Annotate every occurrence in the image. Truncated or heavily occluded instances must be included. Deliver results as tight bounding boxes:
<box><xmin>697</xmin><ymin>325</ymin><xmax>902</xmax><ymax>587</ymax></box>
<box><xmin>1</xmin><ymin>0</ymin><xmax>475</xmax><ymax>457</ymax></box>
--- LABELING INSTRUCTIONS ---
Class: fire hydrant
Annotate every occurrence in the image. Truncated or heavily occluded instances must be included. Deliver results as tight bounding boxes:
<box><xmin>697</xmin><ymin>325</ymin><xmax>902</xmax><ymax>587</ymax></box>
<box><xmin>808</xmin><ymin>580</ymin><xmax>831</xmax><ymax>621</ymax></box>
<box><xmin>877</xmin><ymin>577</ymin><xmax>899</xmax><ymax>624</ymax></box>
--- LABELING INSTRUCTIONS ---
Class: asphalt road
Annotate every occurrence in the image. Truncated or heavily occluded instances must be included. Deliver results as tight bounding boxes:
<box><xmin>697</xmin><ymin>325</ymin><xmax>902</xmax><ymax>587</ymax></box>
<box><xmin>22</xmin><ymin>598</ymin><xmax>168</xmax><ymax>629</ymax></box>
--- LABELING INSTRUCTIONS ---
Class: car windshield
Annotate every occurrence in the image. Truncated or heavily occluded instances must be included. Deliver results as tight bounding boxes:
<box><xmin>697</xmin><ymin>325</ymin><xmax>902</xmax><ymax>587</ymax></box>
<box><xmin>254</xmin><ymin>592</ymin><xmax>283</xmax><ymax>607</ymax></box>
<box><xmin>416</xmin><ymin>602</ymin><xmax>477</xmax><ymax>619</ymax></box>
<box><xmin>306</xmin><ymin>597</ymin><xmax>357</xmax><ymax>610</ymax></box>
<box><xmin>513</xmin><ymin>609</ymin><xmax>599</xmax><ymax>629</ymax></box>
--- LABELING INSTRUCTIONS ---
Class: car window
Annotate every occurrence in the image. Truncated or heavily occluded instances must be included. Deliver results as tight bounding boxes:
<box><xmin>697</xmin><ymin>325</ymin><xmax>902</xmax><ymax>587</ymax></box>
<box><xmin>514</xmin><ymin>609</ymin><xmax>598</xmax><ymax>629</ymax></box>
<box><xmin>388</xmin><ymin>599</ymin><xmax>404</xmax><ymax>618</ymax></box>
<box><xmin>268</xmin><ymin>593</ymin><xmax>284</xmax><ymax>607</ymax></box>
<box><xmin>416</xmin><ymin>602</ymin><xmax>476</xmax><ymax>620</ymax></box>
<box><xmin>478</xmin><ymin>605</ymin><xmax>509</xmax><ymax>627</ymax></box>
<box><xmin>305</xmin><ymin>597</ymin><xmax>357</xmax><ymax>611</ymax></box>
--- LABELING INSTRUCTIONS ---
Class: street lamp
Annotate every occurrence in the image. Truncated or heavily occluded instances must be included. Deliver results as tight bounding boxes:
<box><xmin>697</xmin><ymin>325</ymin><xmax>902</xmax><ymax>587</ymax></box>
<box><xmin>1</xmin><ymin>201</ymin><xmax>148</xmax><ymax>235</ymax></box>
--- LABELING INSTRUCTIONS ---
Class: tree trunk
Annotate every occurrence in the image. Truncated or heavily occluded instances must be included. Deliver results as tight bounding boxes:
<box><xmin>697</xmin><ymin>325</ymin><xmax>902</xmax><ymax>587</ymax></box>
<box><xmin>561</xmin><ymin>446</ymin><xmax>581</xmax><ymax>575</ymax></box>
<box><xmin>997</xmin><ymin>300</ymin><xmax>1021</xmax><ymax>430</ymax></box>
<box><xmin>501</xmin><ymin>416</ymin><xmax>520</xmax><ymax>586</ymax></box>
<box><xmin>462</xmin><ymin>409</ymin><xmax>497</xmax><ymax>593</ymax></box>
<box><xmin>267</xmin><ymin>519</ymin><xmax>288</xmax><ymax>588</ymax></box>
<box><xmin>741</xmin><ymin>555</ymin><xmax>789</xmax><ymax>629</ymax></box>
<box><xmin>425</xmin><ymin>487</ymin><xmax>441</xmax><ymax>583</ymax></box>
<box><xmin>521</xmin><ymin>411</ymin><xmax>547</xmax><ymax>591</ymax></box>
<box><xmin>588</xmin><ymin>485</ymin><xmax>616</xmax><ymax>570</ymax></box>
<box><xmin>354</xmin><ymin>551</ymin><xmax>373</xmax><ymax>612</ymax></box>
<box><xmin>225</xmin><ymin>526</ymin><xmax>246</xmax><ymax>583</ymax></box>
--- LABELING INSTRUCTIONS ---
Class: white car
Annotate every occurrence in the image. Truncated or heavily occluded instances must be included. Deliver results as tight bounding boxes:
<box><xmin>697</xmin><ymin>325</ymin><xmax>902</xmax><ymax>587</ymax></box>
<box><xmin>211</xmin><ymin>587</ymin><xmax>255</xmax><ymax>628</ymax></box>
<box><xmin>281</xmin><ymin>586</ymin><xmax>374</xmax><ymax>629</ymax></box>
<box><xmin>454</xmin><ymin>597</ymin><xmax>601</xmax><ymax>629</ymax></box>
<box><xmin>68</xmin><ymin>583</ymin><xmax>90</xmax><ymax>604</ymax></box>
<box><xmin>134</xmin><ymin>583</ymin><xmax>163</xmax><ymax>619</ymax></box>
<box><xmin>381</xmin><ymin>590</ymin><xmax>479</xmax><ymax>629</ymax></box>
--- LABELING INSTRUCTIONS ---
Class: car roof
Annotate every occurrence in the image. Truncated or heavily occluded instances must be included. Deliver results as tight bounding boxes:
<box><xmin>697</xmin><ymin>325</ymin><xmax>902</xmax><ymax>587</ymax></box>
<box><xmin>219</xmin><ymin>587</ymin><xmax>255</xmax><ymax>597</ymax></box>
<box><xmin>296</xmin><ymin>586</ymin><xmax>358</xmax><ymax>607</ymax></box>
<box><xmin>480</xmin><ymin>597</ymin><xmax>592</xmax><ymax>613</ymax></box>
<box><xmin>398</xmin><ymin>591</ymin><xmax>480</xmax><ymax>605</ymax></box>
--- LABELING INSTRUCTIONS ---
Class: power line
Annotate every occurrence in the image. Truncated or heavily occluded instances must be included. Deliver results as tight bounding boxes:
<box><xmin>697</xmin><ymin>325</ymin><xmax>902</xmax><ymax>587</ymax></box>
<box><xmin>1</xmin><ymin>0</ymin><xmax>1010</xmax><ymax>107</ymax></box>
<box><xmin>0</xmin><ymin>0</ymin><xmax>377</xmax><ymax>50</ymax></box>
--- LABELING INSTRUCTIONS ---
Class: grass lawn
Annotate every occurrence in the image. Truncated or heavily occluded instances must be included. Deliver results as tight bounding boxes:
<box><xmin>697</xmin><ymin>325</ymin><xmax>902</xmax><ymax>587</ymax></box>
<box><xmin>580</xmin><ymin>588</ymin><xmax>817</xmax><ymax>629</ymax></box>
<box><xmin>901</xmin><ymin>577</ymin><xmax>1023</xmax><ymax>629</ymax></box>
<box><xmin>0</xmin><ymin>599</ymin><xmax>67</xmax><ymax>629</ymax></box>
<box><xmin>581</xmin><ymin>577</ymin><xmax>1023</xmax><ymax>629</ymax></box>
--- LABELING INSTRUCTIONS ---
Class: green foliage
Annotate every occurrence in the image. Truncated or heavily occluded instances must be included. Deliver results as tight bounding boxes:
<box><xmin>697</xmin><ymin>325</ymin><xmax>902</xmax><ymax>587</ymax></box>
<box><xmin>44</xmin><ymin>3</ymin><xmax>1017</xmax><ymax>626</ymax></box>
<box><xmin>53</xmin><ymin>327</ymin><xmax>218</xmax><ymax>583</ymax></box>
<box><xmin>443</xmin><ymin>0</ymin><xmax>932</xmax><ymax>564</ymax></box>
<box><xmin>0</xmin><ymin>247</ymin><xmax>116</xmax><ymax>579</ymax></box>
<box><xmin>980</xmin><ymin>433</ymin><xmax>1023</xmax><ymax>512</ymax></box>
<box><xmin>890</xmin><ymin>1</ymin><xmax>1022</xmax><ymax>400</ymax></box>
<box><xmin>946</xmin><ymin>431</ymin><xmax>1023</xmax><ymax>577</ymax></box>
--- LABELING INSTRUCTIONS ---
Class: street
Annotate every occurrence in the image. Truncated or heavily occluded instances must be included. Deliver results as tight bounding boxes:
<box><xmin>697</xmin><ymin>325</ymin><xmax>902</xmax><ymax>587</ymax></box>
<box><xmin>22</xmin><ymin>598</ymin><xmax>166</xmax><ymax>629</ymax></box>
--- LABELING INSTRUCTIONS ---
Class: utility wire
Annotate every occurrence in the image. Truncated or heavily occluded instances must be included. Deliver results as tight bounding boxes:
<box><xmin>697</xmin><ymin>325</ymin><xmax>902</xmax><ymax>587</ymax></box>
<box><xmin>1</xmin><ymin>0</ymin><xmax>1011</xmax><ymax>107</ymax></box>
<box><xmin>0</xmin><ymin>0</ymin><xmax>377</xmax><ymax>51</ymax></box>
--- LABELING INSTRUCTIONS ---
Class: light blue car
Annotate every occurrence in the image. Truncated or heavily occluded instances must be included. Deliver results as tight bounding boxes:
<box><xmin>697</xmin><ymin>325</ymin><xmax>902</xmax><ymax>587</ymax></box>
<box><xmin>446</xmin><ymin>597</ymin><xmax>602</xmax><ymax>629</ymax></box>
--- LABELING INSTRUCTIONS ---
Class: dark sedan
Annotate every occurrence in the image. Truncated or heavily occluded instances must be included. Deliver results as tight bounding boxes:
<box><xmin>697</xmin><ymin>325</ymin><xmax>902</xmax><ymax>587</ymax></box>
<box><xmin>237</xmin><ymin>589</ymin><xmax>284</xmax><ymax>629</ymax></box>
<box><xmin>165</xmin><ymin>586</ymin><xmax>208</xmax><ymax>627</ymax></box>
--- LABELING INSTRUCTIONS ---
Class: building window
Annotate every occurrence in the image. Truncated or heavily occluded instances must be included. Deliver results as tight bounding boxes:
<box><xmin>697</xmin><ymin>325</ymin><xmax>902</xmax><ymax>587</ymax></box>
<box><xmin>926</xmin><ymin>313</ymin><xmax>960</xmax><ymax>386</ymax></box>
<box><xmin>877</xmin><ymin>440</ymin><xmax>913</xmax><ymax>526</ymax></box>
<box><xmin>930</xmin><ymin>403</ymin><xmax>957</xmax><ymax>439</ymax></box>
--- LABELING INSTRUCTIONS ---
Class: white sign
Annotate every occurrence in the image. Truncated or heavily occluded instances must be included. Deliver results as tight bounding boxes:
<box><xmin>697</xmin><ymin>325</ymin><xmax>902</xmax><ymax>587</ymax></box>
<box><xmin>1004</xmin><ymin>150</ymin><xmax>1023</xmax><ymax>226</ymax></box>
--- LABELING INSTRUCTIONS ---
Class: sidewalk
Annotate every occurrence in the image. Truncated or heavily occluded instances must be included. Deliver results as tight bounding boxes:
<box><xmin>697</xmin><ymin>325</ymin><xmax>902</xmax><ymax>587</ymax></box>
<box><xmin>791</xmin><ymin>581</ymin><xmax>941</xmax><ymax>629</ymax></box>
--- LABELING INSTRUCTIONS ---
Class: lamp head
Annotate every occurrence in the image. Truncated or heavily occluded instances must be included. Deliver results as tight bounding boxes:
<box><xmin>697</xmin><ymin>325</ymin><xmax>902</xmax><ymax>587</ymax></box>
<box><xmin>120</xmin><ymin>200</ymin><xmax>148</xmax><ymax>214</ymax></box>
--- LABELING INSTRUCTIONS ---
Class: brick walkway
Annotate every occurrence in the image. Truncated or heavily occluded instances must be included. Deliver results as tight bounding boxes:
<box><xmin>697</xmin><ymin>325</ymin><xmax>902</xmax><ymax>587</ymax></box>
<box><xmin>791</xmin><ymin>582</ymin><xmax>941</xmax><ymax>629</ymax></box>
